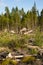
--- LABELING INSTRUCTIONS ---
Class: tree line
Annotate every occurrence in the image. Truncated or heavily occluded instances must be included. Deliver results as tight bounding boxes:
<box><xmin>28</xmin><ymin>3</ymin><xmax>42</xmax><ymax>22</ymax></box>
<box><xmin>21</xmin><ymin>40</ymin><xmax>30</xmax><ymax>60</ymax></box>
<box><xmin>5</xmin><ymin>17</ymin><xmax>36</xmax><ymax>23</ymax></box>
<box><xmin>0</xmin><ymin>2</ymin><xmax>43</xmax><ymax>33</ymax></box>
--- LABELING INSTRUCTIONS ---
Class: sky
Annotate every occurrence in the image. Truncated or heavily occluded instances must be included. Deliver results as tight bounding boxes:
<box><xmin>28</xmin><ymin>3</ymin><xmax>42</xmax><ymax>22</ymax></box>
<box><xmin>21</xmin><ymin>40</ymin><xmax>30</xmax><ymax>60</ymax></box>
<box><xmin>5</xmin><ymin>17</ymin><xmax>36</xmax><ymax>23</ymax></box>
<box><xmin>0</xmin><ymin>0</ymin><xmax>43</xmax><ymax>14</ymax></box>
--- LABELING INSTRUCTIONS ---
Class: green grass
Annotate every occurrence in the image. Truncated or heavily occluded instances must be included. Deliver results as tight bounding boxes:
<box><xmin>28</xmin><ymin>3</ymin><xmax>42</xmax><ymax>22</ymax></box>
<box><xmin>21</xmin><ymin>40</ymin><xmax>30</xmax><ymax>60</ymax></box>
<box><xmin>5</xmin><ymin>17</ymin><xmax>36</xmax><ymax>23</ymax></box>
<box><xmin>0</xmin><ymin>31</ymin><xmax>43</xmax><ymax>50</ymax></box>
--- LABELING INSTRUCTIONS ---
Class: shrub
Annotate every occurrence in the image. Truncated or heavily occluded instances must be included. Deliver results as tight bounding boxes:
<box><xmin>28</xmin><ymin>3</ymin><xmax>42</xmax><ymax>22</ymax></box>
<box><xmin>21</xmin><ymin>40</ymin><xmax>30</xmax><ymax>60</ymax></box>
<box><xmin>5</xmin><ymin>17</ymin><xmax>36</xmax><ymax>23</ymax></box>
<box><xmin>34</xmin><ymin>28</ymin><xmax>43</xmax><ymax>47</ymax></box>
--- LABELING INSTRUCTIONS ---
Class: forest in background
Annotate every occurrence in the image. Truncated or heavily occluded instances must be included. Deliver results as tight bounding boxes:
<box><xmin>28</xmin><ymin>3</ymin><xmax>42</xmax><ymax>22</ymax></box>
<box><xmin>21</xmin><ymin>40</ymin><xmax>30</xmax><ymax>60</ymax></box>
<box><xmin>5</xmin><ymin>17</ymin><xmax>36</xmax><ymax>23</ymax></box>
<box><xmin>0</xmin><ymin>2</ymin><xmax>43</xmax><ymax>32</ymax></box>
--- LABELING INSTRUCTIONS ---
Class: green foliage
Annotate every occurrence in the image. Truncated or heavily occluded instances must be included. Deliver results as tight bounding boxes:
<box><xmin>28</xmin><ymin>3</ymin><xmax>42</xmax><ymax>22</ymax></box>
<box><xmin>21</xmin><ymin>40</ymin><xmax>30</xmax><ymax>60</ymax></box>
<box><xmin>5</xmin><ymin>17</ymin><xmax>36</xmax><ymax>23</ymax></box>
<box><xmin>0</xmin><ymin>2</ymin><xmax>42</xmax><ymax>32</ymax></box>
<box><xmin>34</xmin><ymin>28</ymin><xmax>43</xmax><ymax>47</ymax></box>
<box><xmin>0</xmin><ymin>33</ymin><xmax>29</xmax><ymax>48</ymax></box>
<box><xmin>0</xmin><ymin>3</ymin><xmax>43</xmax><ymax>32</ymax></box>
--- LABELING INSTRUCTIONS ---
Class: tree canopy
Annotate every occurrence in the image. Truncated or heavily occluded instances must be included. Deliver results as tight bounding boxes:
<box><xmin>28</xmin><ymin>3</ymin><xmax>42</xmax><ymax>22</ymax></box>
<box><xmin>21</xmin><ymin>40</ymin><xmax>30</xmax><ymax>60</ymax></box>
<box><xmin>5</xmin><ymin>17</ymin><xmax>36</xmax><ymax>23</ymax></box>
<box><xmin>0</xmin><ymin>2</ymin><xmax>43</xmax><ymax>32</ymax></box>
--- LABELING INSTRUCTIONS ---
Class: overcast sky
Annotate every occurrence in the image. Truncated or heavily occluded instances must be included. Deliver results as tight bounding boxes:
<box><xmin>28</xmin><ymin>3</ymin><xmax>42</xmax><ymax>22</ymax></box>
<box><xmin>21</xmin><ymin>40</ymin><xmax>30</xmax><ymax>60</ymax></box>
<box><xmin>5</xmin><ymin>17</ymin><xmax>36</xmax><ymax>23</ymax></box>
<box><xmin>0</xmin><ymin>0</ymin><xmax>43</xmax><ymax>14</ymax></box>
